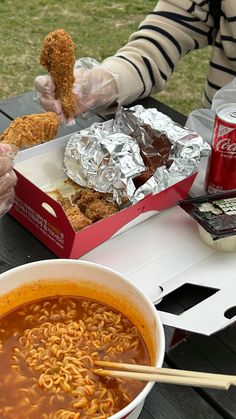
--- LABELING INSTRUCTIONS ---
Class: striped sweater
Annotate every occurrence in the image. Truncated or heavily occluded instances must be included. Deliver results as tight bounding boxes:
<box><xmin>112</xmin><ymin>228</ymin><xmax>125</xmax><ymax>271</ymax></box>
<box><xmin>103</xmin><ymin>0</ymin><xmax>236</xmax><ymax>109</ymax></box>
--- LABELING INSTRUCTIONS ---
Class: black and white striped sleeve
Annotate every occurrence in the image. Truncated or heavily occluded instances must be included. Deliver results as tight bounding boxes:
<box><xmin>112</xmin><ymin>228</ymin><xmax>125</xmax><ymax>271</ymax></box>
<box><xmin>103</xmin><ymin>0</ymin><xmax>214</xmax><ymax>106</ymax></box>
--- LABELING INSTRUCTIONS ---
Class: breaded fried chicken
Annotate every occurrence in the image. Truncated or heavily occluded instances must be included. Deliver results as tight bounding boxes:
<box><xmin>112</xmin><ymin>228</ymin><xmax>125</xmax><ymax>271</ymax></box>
<box><xmin>56</xmin><ymin>191</ymin><xmax>91</xmax><ymax>231</ymax></box>
<box><xmin>40</xmin><ymin>29</ymin><xmax>77</xmax><ymax>120</ymax></box>
<box><xmin>0</xmin><ymin>112</ymin><xmax>59</xmax><ymax>148</ymax></box>
<box><xmin>84</xmin><ymin>199</ymin><xmax>118</xmax><ymax>222</ymax></box>
<box><xmin>54</xmin><ymin>188</ymin><xmax>118</xmax><ymax>230</ymax></box>
<box><xmin>72</xmin><ymin>188</ymin><xmax>118</xmax><ymax>222</ymax></box>
<box><xmin>64</xmin><ymin>205</ymin><xmax>92</xmax><ymax>231</ymax></box>
<box><xmin>72</xmin><ymin>188</ymin><xmax>101</xmax><ymax>212</ymax></box>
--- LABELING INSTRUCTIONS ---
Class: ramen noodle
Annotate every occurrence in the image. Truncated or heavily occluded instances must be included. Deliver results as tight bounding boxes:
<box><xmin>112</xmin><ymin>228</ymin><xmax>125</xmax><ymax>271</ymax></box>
<box><xmin>0</xmin><ymin>296</ymin><xmax>150</xmax><ymax>418</ymax></box>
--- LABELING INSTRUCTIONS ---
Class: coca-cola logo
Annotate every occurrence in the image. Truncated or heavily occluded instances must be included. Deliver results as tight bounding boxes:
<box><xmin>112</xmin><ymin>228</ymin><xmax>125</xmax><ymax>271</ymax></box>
<box><xmin>216</xmin><ymin>138</ymin><xmax>236</xmax><ymax>154</ymax></box>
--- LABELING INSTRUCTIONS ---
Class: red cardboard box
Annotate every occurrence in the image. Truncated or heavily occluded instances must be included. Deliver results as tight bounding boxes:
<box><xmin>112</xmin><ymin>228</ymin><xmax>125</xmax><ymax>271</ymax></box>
<box><xmin>10</xmin><ymin>135</ymin><xmax>197</xmax><ymax>258</ymax></box>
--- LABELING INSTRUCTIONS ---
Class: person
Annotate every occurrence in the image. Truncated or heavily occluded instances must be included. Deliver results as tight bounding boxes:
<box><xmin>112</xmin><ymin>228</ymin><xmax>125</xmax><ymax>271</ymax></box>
<box><xmin>0</xmin><ymin>144</ymin><xmax>17</xmax><ymax>217</ymax></box>
<box><xmin>34</xmin><ymin>0</ymin><xmax>234</xmax><ymax>122</ymax></box>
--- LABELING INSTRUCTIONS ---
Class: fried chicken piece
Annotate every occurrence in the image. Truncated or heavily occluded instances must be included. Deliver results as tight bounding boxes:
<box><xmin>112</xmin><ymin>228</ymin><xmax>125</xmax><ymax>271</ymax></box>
<box><xmin>40</xmin><ymin>29</ymin><xmax>77</xmax><ymax>119</ymax></box>
<box><xmin>84</xmin><ymin>199</ymin><xmax>118</xmax><ymax>222</ymax></box>
<box><xmin>54</xmin><ymin>187</ymin><xmax>117</xmax><ymax>229</ymax></box>
<box><xmin>55</xmin><ymin>194</ymin><xmax>72</xmax><ymax>211</ymax></box>
<box><xmin>73</xmin><ymin>187</ymin><xmax>118</xmax><ymax>222</ymax></box>
<box><xmin>64</xmin><ymin>205</ymin><xmax>92</xmax><ymax>231</ymax></box>
<box><xmin>72</xmin><ymin>188</ymin><xmax>101</xmax><ymax>212</ymax></box>
<box><xmin>56</xmin><ymin>191</ymin><xmax>91</xmax><ymax>231</ymax></box>
<box><xmin>0</xmin><ymin>112</ymin><xmax>59</xmax><ymax>148</ymax></box>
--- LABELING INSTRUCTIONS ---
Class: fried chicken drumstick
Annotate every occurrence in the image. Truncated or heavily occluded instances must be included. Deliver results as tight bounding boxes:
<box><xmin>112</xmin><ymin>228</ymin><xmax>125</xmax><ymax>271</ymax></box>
<box><xmin>0</xmin><ymin>112</ymin><xmax>59</xmax><ymax>148</ymax></box>
<box><xmin>40</xmin><ymin>29</ymin><xmax>77</xmax><ymax>120</ymax></box>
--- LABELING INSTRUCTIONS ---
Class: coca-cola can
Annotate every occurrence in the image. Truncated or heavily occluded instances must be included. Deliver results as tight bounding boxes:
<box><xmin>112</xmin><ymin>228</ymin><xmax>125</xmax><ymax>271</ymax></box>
<box><xmin>205</xmin><ymin>103</ymin><xmax>236</xmax><ymax>193</ymax></box>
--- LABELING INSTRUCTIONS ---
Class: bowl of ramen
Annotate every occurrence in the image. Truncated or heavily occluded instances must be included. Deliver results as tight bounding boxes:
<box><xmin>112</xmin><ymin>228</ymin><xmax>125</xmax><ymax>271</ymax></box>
<box><xmin>0</xmin><ymin>259</ymin><xmax>165</xmax><ymax>419</ymax></box>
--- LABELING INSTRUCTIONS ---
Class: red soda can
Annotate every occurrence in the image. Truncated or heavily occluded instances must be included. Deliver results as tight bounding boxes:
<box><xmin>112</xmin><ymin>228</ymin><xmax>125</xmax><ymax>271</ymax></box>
<box><xmin>205</xmin><ymin>103</ymin><xmax>236</xmax><ymax>193</ymax></box>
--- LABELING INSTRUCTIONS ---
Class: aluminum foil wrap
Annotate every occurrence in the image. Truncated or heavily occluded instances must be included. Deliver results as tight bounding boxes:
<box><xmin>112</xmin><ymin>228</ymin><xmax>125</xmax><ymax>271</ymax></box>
<box><xmin>64</xmin><ymin>105</ymin><xmax>211</xmax><ymax>205</ymax></box>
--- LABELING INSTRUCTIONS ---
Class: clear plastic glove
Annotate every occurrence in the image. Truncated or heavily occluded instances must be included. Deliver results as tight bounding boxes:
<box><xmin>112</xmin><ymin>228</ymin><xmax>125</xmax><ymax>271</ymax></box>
<box><xmin>0</xmin><ymin>143</ymin><xmax>18</xmax><ymax>217</ymax></box>
<box><xmin>34</xmin><ymin>58</ymin><xmax>118</xmax><ymax>123</ymax></box>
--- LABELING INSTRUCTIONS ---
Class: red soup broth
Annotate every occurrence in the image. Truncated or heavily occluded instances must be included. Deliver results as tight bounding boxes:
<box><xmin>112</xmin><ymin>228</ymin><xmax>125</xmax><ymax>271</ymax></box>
<box><xmin>0</xmin><ymin>294</ymin><xmax>151</xmax><ymax>419</ymax></box>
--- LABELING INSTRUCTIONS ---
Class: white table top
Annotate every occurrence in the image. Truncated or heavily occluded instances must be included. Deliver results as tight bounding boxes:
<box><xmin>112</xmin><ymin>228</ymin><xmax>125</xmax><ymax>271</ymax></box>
<box><xmin>81</xmin><ymin>170</ymin><xmax>236</xmax><ymax>336</ymax></box>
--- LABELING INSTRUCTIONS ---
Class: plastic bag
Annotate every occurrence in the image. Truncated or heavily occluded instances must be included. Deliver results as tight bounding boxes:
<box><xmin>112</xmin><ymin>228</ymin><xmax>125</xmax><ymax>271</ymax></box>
<box><xmin>34</xmin><ymin>57</ymin><xmax>118</xmax><ymax>124</ymax></box>
<box><xmin>0</xmin><ymin>144</ymin><xmax>18</xmax><ymax>217</ymax></box>
<box><xmin>186</xmin><ymin>77</ymin><xmax>236</xmax><ymax>144</ymax></box>
<box><xmin>185</xmin><ymin>78</ymin><xmax>236</xmax><ymax>196</ymax></box>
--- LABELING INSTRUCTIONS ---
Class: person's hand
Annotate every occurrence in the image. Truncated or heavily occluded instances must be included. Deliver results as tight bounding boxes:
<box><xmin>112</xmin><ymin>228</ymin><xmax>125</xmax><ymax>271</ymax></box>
<box><xmin>0</xmin><ymin>143</ymin><xmax>18</xmax><ymax>217</ymax></box>
<box><xmin>34</xmin><ymin>59</ymin><xmax>118</xmax><ymax>122</ymax></box>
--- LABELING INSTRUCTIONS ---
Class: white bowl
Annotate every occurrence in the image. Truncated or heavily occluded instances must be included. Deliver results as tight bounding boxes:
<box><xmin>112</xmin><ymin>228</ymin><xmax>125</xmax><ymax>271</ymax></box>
<box><xmin>0</xmin><ymin>259</ymin><xmax>165</xmax><ymax>419</ymax></box>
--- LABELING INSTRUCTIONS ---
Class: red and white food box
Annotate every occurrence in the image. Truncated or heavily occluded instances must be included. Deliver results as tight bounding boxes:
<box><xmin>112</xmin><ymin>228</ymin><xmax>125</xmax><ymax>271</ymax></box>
<box><xmin>9</xmin><ymin>134</ymin><xmax>197</xmax><ymax>259</ymax></box>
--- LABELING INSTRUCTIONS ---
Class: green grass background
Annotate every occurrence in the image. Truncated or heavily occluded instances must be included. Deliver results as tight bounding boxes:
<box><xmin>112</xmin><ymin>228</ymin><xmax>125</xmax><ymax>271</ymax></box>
<box><xmin>0</xmin><ymin>0</ymin><xmax>211</xmax><ymax>115</ymax></box>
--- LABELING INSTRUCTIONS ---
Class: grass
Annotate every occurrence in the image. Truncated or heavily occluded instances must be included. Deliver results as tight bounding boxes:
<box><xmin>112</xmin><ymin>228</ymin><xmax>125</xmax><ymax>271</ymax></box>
<box><xmin>0</xmin><ymin>0</ymin><xmax>211</xmax><ymax>115</ymax></box>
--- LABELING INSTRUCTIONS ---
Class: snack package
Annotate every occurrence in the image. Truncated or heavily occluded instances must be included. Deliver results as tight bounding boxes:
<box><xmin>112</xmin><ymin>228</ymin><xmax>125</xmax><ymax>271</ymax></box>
<box><xmin>179</xmin><ymin>191</ymin><xmax>236</xmax><ymax>252</ymax></box>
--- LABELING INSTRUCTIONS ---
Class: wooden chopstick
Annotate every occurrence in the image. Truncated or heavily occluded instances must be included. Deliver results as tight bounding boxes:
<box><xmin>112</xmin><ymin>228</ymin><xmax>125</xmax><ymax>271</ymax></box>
<box><xmin>93</xmin><ymin>361</ymin><xmax>236</xmax><ymax>390</ymax></box>
<box><xmin>94</xmin><ymin>360</ymin><xmax>236</xmax><ymax>383</ymax></box>
<box><xmin>94</xmin><ymin>368</ymin><xmax>230</xmax><ymax>389</ymax></box>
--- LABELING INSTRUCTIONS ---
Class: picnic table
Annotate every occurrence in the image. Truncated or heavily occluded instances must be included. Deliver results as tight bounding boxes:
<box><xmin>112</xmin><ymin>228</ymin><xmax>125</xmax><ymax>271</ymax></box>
<box><xmin>0</xmin><ymin>92</ymin><xmax>236</xmax><ymax>419</ymax></box>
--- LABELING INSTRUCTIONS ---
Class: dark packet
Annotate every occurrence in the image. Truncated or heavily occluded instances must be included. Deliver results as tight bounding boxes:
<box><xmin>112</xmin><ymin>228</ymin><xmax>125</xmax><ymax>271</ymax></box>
<box><xmin>178</xmin><ymin>191</ymin><xmax>236</xmax><ymax>240</ymax></box>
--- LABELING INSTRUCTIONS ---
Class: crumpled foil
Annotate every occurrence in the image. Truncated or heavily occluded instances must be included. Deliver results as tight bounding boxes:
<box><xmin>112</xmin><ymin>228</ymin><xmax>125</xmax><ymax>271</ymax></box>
<box><xmin>64</xmin><ymin>105</ymin><xmax>211</xmax><ymax>205</ymax></box>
